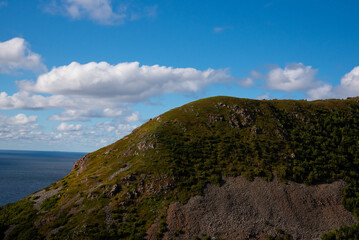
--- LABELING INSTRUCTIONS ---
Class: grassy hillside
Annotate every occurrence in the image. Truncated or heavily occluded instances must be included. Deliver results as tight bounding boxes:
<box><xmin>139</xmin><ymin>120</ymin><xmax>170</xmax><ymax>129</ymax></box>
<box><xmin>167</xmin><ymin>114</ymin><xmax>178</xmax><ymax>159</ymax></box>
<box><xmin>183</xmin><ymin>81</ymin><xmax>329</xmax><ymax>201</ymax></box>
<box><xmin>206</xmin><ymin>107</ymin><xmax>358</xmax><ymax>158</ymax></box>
<box><xmin>1</xmin><ymin>96</ymin><xmax>359</xmax><ymax>239</ymax></box>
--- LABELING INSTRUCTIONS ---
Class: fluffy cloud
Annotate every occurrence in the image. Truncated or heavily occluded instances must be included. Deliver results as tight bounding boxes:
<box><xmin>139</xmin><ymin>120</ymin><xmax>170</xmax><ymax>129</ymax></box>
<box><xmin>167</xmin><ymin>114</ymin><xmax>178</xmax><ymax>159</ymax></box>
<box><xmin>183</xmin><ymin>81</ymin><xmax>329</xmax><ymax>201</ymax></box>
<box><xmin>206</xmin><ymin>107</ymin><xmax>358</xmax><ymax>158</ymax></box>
<box><xmin>307</xmin><ymin>84</ymin><xmax>334</xmax><ymax>100</ymax></box>
<box><xmin>0</xmin><ymin>112</ymin><xmax>136</xmax><ymax>151</ymax></box>
<box><xmin>52</xmin><ymin>120</ymin><xmax>136</xmax><ymax>149</ymax></box>
<box><xmin>64</xmin><ymin>0</ymin><xmax>124</xmax><ymax>24</ymax></box>
<box><xmin>0</xmin><ymin>38</ymin><xmax>46</xmax><ymax>73</ymax></box>
<box><xmin>0</xmin><ymin>91</ymin><xmax>129</xmax><ymax>121</ymax></box>
<box><xmin>44</xmin><ymin>0</ymin><xmax>156</xmax><ymax>25</ymax></box>
<box><xmin>0</xmin><ymin>91</ymin><xmax>72</xmax><ymax>110</ymax></box>
<box><xmin>86</xmin><ymin>121</ymin><xmax>136</xmax><ymax>147</ymax></box>
<box><xmin>238</xmin><ymin>77</ymin><xmax>253</xmax><ymax>87</ymax></box>
<box><xmin>49</xmin><ymin>109</ymin><xmax>95</xmax><ymax>121</ymax></box>
<box><xmin>91</xmin><ymin>121</ymin><xmax>136</xmax><ymax>136</ymax></box>
<box><xmin>238</xmin><ymin>70</ymin><xmax>261</xmax><ymax>87</ymax></box>
<box><xmin>0</xmin><ymin>58</ymin><xmax>236</xmax><ymax>125</ymax></box>
<box><xmin>2</xmin><ymin>61</ymin><xmax>234</xmax><ymax>121</ymax></box>
<box><xmin>0</xmin><ymin>113</ymin><xmax>136</xmax><ymax>150</ymax></box>
<box><xmin>9</xmin><ymin>113</ymin><xmax>37</xmax><ymax>125</ymax></box>
<box><xmin>252</xmin><ymin>63</ymin><xmax>359</xmax><ymax>100</ymax></box>
<box><xmin>1</xmin><ymin>113</ymin><xmax>38</xmax><ymax>125</ymax></box>
<box><xmin>267</xmin><ymin>63</ymin><xmax>318</xmax><ymax>92</ymax></box>
<box><xmin>125</xmin><ymin>111</ymin><xmax>140</xmax><ymax>123</ymax></box>
<box><xmin>0</xmin><ymin>113</ymin><xmax>40</xmax><ymax>140</ymax></box>
<box><xmin>49</xmin><ymin>108</ymin><xmax>124</xmax><ymax>121</ymax></box>
<box><xmin>307</xmin><ymin>66</ymin><xmax>359</xmax><ymax>100</ymax></box>
<box><xmin>338</xmin><ymin>66</ymin><xmax>359</xmax><ymax>96</ymax></box>
<box><xmin>57</xmin><ymin>122</ymin><xmax>82</xmax><ymax>131</ymax></box>
<box><xmin>20</xmin><ymin>61</ymin><xmax>234</xmax><ymax>101</ymax></box>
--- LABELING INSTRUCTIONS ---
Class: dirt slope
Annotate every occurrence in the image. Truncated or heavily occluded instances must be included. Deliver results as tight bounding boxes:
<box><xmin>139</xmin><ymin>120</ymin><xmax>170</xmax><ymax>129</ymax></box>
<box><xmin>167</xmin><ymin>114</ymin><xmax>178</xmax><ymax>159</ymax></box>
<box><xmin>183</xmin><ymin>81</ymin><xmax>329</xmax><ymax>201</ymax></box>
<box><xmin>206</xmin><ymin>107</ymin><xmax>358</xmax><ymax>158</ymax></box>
<box><xmin>150</xmin><ymin>177</ymin><xmax>356</xmax><ymax>240</ymax></box>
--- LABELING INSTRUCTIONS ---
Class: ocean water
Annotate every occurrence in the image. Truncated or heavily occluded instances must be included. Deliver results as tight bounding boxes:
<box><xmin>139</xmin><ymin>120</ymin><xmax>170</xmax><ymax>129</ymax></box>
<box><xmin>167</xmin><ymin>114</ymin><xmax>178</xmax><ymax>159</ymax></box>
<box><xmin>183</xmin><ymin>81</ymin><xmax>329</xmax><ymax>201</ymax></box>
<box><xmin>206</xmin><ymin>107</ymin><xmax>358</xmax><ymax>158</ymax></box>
<box><xmin>0</xmin><ymin>150</ymin><xmax>86</xmax><ymax>207</ymax></box>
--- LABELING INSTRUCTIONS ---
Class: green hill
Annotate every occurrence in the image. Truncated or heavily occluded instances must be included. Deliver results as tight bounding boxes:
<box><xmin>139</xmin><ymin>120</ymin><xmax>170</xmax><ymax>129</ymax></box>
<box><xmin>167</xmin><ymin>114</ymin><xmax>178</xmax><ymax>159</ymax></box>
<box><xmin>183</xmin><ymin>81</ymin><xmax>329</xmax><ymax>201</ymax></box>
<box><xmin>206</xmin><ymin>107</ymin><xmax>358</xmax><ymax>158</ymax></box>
<box><xmin>1</xmin><ymin>96</ymin><xmax>359</xmax><ymax>239</ymax></box>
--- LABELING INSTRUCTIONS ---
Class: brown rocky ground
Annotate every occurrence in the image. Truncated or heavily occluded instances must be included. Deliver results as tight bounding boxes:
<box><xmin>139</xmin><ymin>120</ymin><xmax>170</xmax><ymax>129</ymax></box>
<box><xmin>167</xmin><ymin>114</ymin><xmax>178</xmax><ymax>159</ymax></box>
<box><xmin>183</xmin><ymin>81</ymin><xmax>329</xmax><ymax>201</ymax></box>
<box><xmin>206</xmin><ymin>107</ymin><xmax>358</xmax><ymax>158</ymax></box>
<box><xmin>148</xmin><ymin>177</ymin><xmax>356</xmax><ymax>240</ymax></box>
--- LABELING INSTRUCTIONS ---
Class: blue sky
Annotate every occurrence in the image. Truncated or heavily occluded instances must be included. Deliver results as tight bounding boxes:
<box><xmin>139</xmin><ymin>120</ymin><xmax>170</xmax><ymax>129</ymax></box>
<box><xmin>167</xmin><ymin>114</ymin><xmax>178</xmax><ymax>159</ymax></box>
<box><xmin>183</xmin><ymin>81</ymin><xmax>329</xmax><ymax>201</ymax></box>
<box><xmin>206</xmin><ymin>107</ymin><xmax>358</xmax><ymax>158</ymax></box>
<box><xmin>0</xmin><ymin>0</ymin><xmax>359</xmax><ymax>152</ymax></box>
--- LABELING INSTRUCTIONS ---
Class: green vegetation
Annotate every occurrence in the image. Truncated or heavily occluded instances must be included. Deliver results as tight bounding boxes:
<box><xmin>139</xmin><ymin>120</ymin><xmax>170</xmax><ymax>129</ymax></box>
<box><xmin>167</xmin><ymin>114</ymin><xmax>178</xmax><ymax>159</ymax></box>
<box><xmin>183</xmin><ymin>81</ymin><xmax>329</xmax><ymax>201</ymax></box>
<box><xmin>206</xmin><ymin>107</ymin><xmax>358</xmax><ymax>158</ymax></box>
<box><xmin>1</xmin><ymin>96</ymin><xmax>359</xmax><ymax>239</ymax></box>
<box><xmin>40</xmin><ymin>194</ymin><xmax>61</xmax><ymax>211</ymax></box>
<box><xmin>322</xmin><ymin>223</ymin><xmax>359</xmax><ymax>239</ymax></box>
<box><xmin>0</xmin><ymin>199</ymin><xmax>44</xmax><ymax>239</ymax></box>
<box><xmin>266</xmin><ymin>229</ymin><xmax>293</xmax><ymax>240</ymax></box>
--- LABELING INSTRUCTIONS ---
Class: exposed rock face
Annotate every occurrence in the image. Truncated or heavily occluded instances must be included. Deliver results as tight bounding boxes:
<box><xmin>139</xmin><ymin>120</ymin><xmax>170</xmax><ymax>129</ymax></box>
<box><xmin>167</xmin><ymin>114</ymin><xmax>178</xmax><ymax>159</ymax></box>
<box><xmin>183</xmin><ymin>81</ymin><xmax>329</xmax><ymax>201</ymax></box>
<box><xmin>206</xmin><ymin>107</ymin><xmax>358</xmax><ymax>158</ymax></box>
<box><xmin>72</xmin><ymin>154</ymin><xmax>89</xmax><ymax>175</ymax></box>
<box><xmin>158</xmin><ymin>177</ymin><xmax>356</xmax><ymax>240</ymax></box>
<box><xmin>32</xmin><ymin>187</ymin><xmax>62</xmax><ymax>210</ymax></box>
<box><xmin>106</xmin><ymin>184</ymin><xmax>120</xmax><ymax>197</ymax></box>
<box><xmin>108</xmin><ymin>165</ymin><xmax>131</xmax><ymax>181</ymax></box>
<box><xmin>3</xmin><ymin>225</ymin><xmax>16</xmax><ymax>240</ymax></box>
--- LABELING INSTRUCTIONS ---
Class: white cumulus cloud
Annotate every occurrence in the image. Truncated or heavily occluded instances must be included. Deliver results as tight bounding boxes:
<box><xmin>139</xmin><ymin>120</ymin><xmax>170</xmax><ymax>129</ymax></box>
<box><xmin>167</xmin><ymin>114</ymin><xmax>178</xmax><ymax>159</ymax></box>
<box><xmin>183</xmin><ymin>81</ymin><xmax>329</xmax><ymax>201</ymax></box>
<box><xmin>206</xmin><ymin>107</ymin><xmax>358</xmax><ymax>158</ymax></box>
<box><xmin>0</xmin><ymin>113</ymin><xmax>40</xmax><ymax>141</ymax></box>
<box><xmin>57</xmin><ymin>122</ymin><xmax>82</xmax><ymax>131</ymax></box>
<box><xmin>267</xmin><ymin>63</ymin><xmax>318</xmax><ymax>92</ymax></box>
<box><xmin>307</xmin><ymin>84</ymin><xmax>334</xmax><ymax>100</ymax></box>
<box><xmin>102</xmin><ymin>108</ymin><xmax>124</xmax><ymax>118</ymax></box>
<box><xmin>1</xmin><ymin>61</ymin><xmax>236</xmax><ymax>122</ymax></box>
<box><xmin>64</xmin><ymin>0</ymin><xmax>124</xmax><ymax>24</ymax></box>
<box><xmin>49</xmin><ymin>109</ymin><xmax>94</xmax><ymax>121</ymax></box>
<box><xmin>92</xmin><ymin>121</ymin><xmax>136</xmax><ymax>135</ymax></box>
<box><xmin>9</xmin><ymin>113</ymin><xmax>37</xmax><ymax>125</ymax></box>
<box><xmin>338</xmin><ymin>66</ymin><xmax>359</xmax><ymax>96</ymax></box>
<box><xmin>1</xmin><ymin>117</ymin><xmax>137</xmax><ymax>150</ymax></box>
<box><xmin>0</xmin><ymin>37</ymin><xmax>46</xmax><ymax>73</ymax></box>
<box><xmin>0</xmin><ymin>91</ymin><xmax>73</xmax><ymax>110</ymax></box>
<box><xmin>125</xmin><ymin>111</ymin><xmax>140</xmax><ymax>122</ymax></box>
<box><xmin>307</xmin><ymin>66</ymin><xmax>359</xmax><ymax>100</ymax></box>
<box><xmin>19</xmin><ymin>61</ymin><xmax>234</xmax><ymax>101</ymax></box>
<box><xmin>238</xmin><ymin>77</ymin><xmax>253</xmax><ymax>87</ymax></box>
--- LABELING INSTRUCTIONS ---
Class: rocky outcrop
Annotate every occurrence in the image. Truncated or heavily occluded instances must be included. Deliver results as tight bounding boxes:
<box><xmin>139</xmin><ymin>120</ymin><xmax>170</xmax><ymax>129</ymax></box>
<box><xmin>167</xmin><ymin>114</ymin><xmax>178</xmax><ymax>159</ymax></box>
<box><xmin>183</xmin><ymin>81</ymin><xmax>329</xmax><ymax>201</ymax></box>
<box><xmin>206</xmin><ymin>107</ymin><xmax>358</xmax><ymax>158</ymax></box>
<box><xmin>155</xmin><ymin>177</ymin><xmax>356</xmax><ymax>240</ymax></box>
<box><xmin>72</xmin><ymin>154</ymin><xmax>89</xmax><ymax>175</ymax></box>
<box><xmin>108</xmin><ymin>165</ymin><xmax>131</xmax><ymax>181</ymax></box>
<box><xmin>106</xmin><ymin>184</ymin><xmax>121</xmax><ymax>197</ymax></box>
<box><xmin>32</xmin><ymin>187</ymin><xmax>62</xmax><ymax>210</ymax></box>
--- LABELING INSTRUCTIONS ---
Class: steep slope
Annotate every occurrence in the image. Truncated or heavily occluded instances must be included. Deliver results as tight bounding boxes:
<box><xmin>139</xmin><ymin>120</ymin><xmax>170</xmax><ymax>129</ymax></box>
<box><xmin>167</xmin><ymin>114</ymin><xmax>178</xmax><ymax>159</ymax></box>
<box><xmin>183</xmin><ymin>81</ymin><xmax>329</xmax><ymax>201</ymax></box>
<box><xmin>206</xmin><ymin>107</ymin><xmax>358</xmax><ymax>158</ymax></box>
<box><xmin>1</xmin><ymin>96</ymin><xmax>359</xmax><ymax>239</ymax></box>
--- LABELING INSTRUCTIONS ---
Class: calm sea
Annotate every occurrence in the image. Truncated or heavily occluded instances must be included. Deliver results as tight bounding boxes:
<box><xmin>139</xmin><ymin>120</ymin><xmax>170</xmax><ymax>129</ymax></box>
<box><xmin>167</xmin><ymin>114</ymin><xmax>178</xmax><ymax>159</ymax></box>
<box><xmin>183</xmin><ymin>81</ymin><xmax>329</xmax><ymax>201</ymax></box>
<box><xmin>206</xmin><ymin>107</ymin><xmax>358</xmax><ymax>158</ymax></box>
<box><xmin>0</xmin><ymin>150</ymin><xmax>86</xmax><ymax>207</ymax></box>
